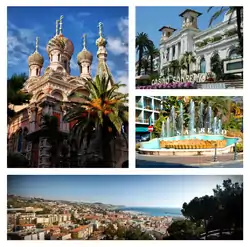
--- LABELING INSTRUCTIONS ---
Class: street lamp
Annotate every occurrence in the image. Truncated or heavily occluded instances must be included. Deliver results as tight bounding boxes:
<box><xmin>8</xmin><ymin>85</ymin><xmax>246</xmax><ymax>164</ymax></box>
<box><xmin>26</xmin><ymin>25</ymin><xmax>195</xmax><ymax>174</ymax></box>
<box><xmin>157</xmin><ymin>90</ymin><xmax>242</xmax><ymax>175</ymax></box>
<box><xmin>234</xmin><ymin>143</ymin><xmax>238</xmax><ymax>160</ymax></box>
<box><xmin>213</xmin><ymin>143</ymin><xmax>217</xmax><ymax>162</ymax></box>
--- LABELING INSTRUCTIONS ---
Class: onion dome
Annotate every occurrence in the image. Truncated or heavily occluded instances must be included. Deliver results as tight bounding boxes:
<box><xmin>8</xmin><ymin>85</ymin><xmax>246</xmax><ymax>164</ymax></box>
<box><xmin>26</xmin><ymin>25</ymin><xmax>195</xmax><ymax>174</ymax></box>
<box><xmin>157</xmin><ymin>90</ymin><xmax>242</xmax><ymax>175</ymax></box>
<box><xmin>46</xmin><ymin>16</ymin><xmax>74</xmax><ymax>57</ymax></box>
<box><xmin>96</xmin><ymin>22</ymin><xmax>107</xmax><ymax>47</ymax></box>
<box><xmin>77</xmin><ymin>34</ymin><xmax>93</xmax><ymax>64</ymax></box>
<box><xmin>28</xmin><ymin>37</ymin><xmax>44</xmax><ymax>66</ymax></box>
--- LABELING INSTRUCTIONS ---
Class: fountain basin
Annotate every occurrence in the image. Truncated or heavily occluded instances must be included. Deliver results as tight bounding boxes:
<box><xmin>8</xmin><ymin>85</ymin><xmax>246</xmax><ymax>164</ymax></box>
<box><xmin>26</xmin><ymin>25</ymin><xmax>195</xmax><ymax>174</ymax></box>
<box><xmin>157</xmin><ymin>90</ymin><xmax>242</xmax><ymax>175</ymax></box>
<box><xmin>139</xmin><ymin>135</ymin><xmax>240</xmax><ymax>156</ymax></box>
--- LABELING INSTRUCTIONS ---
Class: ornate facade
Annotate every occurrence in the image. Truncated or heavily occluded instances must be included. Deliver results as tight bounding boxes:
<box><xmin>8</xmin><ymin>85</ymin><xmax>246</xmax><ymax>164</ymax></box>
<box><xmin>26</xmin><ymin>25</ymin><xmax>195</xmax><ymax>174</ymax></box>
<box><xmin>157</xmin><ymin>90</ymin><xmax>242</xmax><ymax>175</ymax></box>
<box><xmin>8</xmin><ymin>16</ymin><xmax>115</xmax><ymax>167</ymax></box>
<box><xmin>155</xmin><ymin>9</ymin><xmax>243</xmax><ymax>80</ymax></box>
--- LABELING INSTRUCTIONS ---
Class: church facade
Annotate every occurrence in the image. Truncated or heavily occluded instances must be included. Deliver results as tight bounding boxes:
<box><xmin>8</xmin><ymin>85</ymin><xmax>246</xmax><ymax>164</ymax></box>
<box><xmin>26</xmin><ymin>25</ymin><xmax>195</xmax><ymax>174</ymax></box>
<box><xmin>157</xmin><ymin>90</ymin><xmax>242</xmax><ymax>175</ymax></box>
<box><xmin>7</xmin><ymin>16</ymin><xmax>119</xmax><ymax>167</ymax></box>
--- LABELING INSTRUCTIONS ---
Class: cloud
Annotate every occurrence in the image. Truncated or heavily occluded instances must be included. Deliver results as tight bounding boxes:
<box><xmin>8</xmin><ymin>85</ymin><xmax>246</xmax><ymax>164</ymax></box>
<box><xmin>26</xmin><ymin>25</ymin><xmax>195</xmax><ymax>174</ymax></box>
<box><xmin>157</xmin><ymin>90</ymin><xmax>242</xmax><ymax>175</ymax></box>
<box><xmin>70</xmin><ymin>59</ymin><xmax>79</xmax><ymax>71</ymax></box>
<box><xmin>7</xmin><ymin>21</ymin><xmax>41</xmax><ymax>68</ymax></box>
<box><xmin>107</xmin><ymin>17</ymin><xmax>128</xmax><ymax>56</ymax></box>
<box><xmin>115</xmin><ymin>70</ymin><xmax>128</xmax><ymax>93</ymax></box>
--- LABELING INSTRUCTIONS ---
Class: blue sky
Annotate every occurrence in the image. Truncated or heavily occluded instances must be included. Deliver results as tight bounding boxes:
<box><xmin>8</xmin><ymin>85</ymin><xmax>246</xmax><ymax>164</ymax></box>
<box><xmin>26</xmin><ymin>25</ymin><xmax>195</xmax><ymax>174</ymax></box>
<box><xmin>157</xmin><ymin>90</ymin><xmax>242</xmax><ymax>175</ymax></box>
<box><xmin>136</xmin><ymin>6</ymin><xmax>226</xmax><ymax>48</ymax></box>
<box><xmin>7</xmin><ymin>175</ymin><xmax>242</xmax><ymax>208</ymax></box>
<box><xmin>7</xmin><ymin>6</ymin><xmax>128</xmax><ymax>88</ymax></box>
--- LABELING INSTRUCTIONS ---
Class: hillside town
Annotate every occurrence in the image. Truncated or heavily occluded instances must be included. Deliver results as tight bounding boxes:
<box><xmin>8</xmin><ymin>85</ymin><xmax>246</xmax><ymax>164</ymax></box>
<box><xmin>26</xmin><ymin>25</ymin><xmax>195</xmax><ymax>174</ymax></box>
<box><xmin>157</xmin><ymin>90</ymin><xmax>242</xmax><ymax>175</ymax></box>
<box><xmin>7</xmin><ymin>195</ymin><xmax>175</xmax><ymax>240</ymax></box>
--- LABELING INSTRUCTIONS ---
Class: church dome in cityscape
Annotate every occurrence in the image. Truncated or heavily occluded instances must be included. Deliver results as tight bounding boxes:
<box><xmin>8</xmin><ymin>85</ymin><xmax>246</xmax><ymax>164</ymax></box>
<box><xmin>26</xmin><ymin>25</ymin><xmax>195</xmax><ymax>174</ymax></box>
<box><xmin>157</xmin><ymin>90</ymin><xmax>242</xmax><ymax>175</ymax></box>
<box><xmin>46</xmin><ymin>34</ymin><xmax>74</xmax><ymax>57</ymax></box>
<box><xmin>77</xmin><ymin>49</ymin><xmax>93</xmax><ymax>64</ymax></box>
<box><xmin>77</xmin><ymin>34</ymin><xmax>93</xmax><ymax>64</ymax></box>
<box><xmin>28</xmin><ymin>52</ymin><xmax>44</xmax><ymax>66</ymax></box>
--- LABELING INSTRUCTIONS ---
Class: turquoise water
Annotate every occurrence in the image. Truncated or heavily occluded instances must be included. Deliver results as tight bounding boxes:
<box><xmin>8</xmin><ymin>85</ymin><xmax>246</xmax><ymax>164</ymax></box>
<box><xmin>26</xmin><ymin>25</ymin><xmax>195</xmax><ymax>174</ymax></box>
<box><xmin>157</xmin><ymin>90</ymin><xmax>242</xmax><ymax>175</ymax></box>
<box><xmin>141</xmin><ymin>135</ymin><xmax>239</xmax><ymax>149</ymax></box>
<box><xmin>120</xmin><ymin>207</ymin><xmax>183</xmax><ymax>217</ymax></box>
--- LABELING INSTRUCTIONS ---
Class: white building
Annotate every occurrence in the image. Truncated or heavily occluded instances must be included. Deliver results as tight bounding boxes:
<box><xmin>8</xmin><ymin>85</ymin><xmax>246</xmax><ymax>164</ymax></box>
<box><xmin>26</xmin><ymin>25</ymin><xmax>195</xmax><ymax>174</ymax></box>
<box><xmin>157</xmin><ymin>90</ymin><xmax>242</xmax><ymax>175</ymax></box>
<box><xmin>156</xmin><ymin>9</ymin><xmax>242</xmax><ymax>77</ymax></box>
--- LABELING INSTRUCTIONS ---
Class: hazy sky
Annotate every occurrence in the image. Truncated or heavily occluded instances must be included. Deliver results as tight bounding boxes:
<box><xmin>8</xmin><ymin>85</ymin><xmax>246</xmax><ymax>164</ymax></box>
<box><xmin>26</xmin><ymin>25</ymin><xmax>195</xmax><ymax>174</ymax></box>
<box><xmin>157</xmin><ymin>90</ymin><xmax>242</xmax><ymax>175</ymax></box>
<box><xmin>136</xmin><ymin>6</ymin><xmax>225</xmax><ymax>48</ymax></box>
<box><xmin>8</xmin><ymin>175</ymin><xmax>242</xmax><ymax>208</ymax></box>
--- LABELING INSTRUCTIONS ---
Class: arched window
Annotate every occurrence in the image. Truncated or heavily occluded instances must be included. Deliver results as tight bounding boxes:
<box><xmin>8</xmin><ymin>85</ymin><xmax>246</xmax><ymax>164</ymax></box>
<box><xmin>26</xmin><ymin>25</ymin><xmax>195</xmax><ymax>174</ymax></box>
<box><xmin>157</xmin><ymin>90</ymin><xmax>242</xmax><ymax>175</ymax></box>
<box><xmin>64</xmin><ymin>60</ymin><xmax>67</xmax><ymax>70</ymax></box>
<box><xmin>200</xmin><ymin>57</ymin><xmax>206</xmax><ymax>73</ymax></box>
<box><xmin>52</xmin><ymin>91</ymin><xmax>63</xmax><ymax>101</ymax></box>
<box><xmin>229</xmin><ymin>49</ymin><xmax>241</xmax><ymax>59</ymax></box>
<box><xmin>36</xmin><ymin>68</ymin><xmax>39</xmax><ymax>75</ymax></box>
<box><xmin>58</xmin><ymin>54</ymin><xmax>60</xmax><ymax>61</ymax></box>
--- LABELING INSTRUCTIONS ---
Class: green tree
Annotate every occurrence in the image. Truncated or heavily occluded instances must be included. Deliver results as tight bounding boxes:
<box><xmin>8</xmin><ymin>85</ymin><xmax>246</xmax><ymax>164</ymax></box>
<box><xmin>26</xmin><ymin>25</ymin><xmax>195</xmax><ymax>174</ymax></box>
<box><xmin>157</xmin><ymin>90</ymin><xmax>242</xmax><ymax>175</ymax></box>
<box><xmin>7</xmin><ymin>73</ymin><xmax>32</xmax><ymax>123</ymax></box>
<box><xmin>182</xmin><ymin>195</ymin><xmax>218</xmax><ymax>239</ymax></box>
<box><xmin>180</xmin><ymin>52</ymin><xmax>196</xmax><ymax>75</ymax></box>
<box><xmin>145</xmin><ymin>44</ymin><xmax>159</xmax><ymax>74</ymax></box>
<box><xmin>64</xmin><ymin>75</ymin><xmax>128</xmax><ymax>167</ymax></box>
<box><xmin>164</xmin><ymin>220</ymin><xmax>203</xmax><ymax>240</ymax></box>
<box><xmin>141</xmin><ymin>58</ymin><xmax>149</xmax><ymax>75</ymax></box>
<box><xmin>136</xmin><ymin>32</ymin><xmax>153</xmax><ymax>75</ymax></box>
<box><xmin>169</xmin><ymin>59</ymin><xmax>184</xmax><ymax>78</ymax></box>
<box><xmin>208</xmin><ymin>7</ymin><xmax>243</xmax><ymax>57</ymax></box>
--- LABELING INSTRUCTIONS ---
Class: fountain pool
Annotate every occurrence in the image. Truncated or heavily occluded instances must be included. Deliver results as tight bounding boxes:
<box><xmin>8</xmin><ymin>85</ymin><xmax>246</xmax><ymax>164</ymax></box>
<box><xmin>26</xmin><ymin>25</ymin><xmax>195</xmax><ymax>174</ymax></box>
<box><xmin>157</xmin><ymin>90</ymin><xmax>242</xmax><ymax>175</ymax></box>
<box><xmin>139</xmin><ymin>135</ymin><xmax>240</xmax><ymax>156</ymax></box>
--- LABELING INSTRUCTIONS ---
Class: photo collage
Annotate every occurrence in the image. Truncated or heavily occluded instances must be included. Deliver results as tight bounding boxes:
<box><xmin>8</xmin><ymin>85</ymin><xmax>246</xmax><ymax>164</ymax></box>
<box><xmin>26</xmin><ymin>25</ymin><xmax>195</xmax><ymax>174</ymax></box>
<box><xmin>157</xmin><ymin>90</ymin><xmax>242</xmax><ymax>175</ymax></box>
<box><xmin>5</xmin><ymin>3</ymin><xmax>244</xmax><ymax>242</ymax></box>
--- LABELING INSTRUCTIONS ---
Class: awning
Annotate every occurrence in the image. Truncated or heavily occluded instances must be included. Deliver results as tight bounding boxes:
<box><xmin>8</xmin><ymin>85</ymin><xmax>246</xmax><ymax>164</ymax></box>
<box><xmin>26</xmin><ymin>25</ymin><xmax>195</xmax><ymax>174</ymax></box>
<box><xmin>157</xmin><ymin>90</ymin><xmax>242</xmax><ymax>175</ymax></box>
<box><xmin>136</xmin><ymin>127</ymin><xmax>149</xmax><ymax>132</ymax></box>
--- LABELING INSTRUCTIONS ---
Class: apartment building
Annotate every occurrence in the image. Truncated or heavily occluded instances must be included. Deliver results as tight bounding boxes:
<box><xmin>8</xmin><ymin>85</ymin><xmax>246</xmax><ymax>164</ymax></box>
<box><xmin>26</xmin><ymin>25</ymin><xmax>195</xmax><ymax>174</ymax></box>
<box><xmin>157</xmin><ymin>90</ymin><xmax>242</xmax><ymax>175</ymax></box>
<box><xmin>136</xmin><ymin>96</ymin><xmax>165</xmax><ymax>139</ymax></box>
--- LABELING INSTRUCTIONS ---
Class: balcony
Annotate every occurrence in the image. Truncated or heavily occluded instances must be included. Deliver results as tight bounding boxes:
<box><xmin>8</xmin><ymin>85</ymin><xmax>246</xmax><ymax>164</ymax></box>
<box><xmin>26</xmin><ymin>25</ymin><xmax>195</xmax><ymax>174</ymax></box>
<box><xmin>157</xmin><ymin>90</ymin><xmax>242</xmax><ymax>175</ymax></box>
<box><xmin>135</xmin><ymin>118</ymin><xmax>152</xmax><ymax>124</ymax></box>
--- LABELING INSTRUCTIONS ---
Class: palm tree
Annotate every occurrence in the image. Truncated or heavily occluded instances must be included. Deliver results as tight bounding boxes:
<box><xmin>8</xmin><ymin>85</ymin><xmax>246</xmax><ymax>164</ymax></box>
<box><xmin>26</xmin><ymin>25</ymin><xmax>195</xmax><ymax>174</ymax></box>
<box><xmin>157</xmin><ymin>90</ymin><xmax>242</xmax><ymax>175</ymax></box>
<box><xmin>145</xmin><ymin>44</ymin><xmax>159</xmax><ymax>74</ymax></box>
<box><xmin>136</xmin><ymin>32</ymin><xmax>153</xmax><ymax>75</ymax></box>
<box><xmin>180</xmin><ymin>52</ymin><xmax>196</xmax><ymax>75</ymax></box>
<box><xmin>64</xmin><ymin>75</ymin><xmax>128</xmax><ymax>167</ymax></box>
<box><xmin>141</xmin><ymin>58</ymin><xmax>149</xmax><ymax>75</ymax></box>
<box><xmin>7</xmin><ymin>73</ymin><xmax>32</xmax><ymax>122</ymax></box>
<box><xmin>169</xmin><ymin>59</ymin><xmax>185</xmax><ymax>78</ymax></box>
<box><xmin>208</xmin><ymin>7</ymin><xmax>243</xmax><ymax>57</ymax></box>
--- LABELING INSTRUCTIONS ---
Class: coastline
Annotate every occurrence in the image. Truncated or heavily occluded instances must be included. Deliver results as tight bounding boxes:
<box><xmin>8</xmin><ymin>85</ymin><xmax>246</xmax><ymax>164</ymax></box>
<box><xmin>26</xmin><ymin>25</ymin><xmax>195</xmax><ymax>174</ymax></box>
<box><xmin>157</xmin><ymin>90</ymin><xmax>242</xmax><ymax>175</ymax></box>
<box><xmin>118</xmin><ymin>207</ymin><xmax>183</xmax><ymax>218</ymax></box>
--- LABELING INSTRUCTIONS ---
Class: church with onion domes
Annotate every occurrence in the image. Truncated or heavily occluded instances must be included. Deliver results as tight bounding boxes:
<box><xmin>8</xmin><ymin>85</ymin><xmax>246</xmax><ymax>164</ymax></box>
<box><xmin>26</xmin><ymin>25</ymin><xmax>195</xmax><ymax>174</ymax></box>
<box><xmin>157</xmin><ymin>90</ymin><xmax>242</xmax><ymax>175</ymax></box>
<box><xmin>7</xmin><ymin>16</ymin><xmax>120</xmax><ymax>168</ymax></box>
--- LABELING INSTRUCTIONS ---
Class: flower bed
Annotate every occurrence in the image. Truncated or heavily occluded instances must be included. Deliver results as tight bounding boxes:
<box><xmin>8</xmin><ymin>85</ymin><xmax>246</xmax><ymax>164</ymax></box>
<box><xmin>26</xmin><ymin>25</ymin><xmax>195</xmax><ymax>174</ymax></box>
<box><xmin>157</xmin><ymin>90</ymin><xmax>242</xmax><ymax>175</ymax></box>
<box><xmin>136</xmin><ymin>82</ymin><xmax>196</xmax><ymax>89</ymax></box>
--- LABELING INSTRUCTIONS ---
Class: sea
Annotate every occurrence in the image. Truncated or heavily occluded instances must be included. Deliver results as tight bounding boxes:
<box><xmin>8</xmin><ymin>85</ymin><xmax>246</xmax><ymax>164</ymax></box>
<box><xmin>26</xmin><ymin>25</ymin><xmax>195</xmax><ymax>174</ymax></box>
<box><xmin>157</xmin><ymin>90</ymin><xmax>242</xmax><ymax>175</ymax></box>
<box><xmin>119</xmin><ymin>207</ymin><xmax>183</xmax><ymax>218</ymax></box>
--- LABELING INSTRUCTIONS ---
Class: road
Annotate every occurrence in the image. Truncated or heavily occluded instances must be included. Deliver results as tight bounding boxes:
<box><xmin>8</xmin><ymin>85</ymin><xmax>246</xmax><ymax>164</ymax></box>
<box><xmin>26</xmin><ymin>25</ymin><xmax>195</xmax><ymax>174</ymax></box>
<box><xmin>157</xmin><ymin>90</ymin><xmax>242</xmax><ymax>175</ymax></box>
<box><xmin>136</xmin><ymin>153</ymin><xmax>243</xmax><ymax>168</ymax></box>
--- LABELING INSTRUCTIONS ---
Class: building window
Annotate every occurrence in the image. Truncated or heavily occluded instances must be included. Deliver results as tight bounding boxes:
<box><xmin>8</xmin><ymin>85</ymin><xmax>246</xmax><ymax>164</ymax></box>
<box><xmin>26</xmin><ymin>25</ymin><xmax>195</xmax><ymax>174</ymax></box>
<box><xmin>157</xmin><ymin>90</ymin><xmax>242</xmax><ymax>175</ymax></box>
<box><xmin>229</xmin><ymin>49</ymin><xmax>241</xmax><ymax>59</ymax></box>
<box><xmin>200</xmin><ymin>57</ymin><xmax>206</xmax><ymax>73</ymax></box>
<box><xmin>36</xmin><ymin>68</ymin><xmax>39</xmax><ymax>75</ymax></box>
<box><xmin>64</xmin><ymin>60</ymin><xmax>67</xmax><ymax>69</ymax></box>
<box><xmin>58</xmin><ymin>54</ymin><xmax>60</xmax><ymax>61</ymax></box>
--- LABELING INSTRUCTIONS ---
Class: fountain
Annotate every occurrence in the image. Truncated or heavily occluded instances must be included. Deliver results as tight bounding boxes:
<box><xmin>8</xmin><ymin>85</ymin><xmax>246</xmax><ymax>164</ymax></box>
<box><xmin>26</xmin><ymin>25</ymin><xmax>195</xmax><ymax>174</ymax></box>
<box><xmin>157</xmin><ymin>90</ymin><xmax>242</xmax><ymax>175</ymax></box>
<box><xmin>179</xmin><ymin>102</ymin><xmax>184</xmax><ymax>135</ymax></box>
<box><xmin>161</xmin><ymin>121</ymin><xmax>166</xmax><ymax>137</ymax></box>
<box><xmin>139</xmin><ymin>99</ymin><xmax>240</xmax><ymax>155</ymax></box>
<box><xmin>207</xmin><ymin>106</ymin><xmax>212</xmax><ymax>132</ymax></box>
<box><xmin>199</xmin><ymin>102</ymin><xmax>204</xmax><ymax>132</ymax></box>
<box><xmin>171</xmin><ymin>106</ymin><xmax>176</xmax><ymax>137</ymax></box>
<box><xmin>218</xmin><ymin>119</ymin><xmax>222</xmax><ymax>134</ymax></box>
<box><xmin>213</xmin><ymin>117</ymin><xmax>217</xmax><ymax>134</ymax></box>
<box><xmin>166</xmin><ymin>118</ymin><xmax>170</xmax><ymax>137</ymax></box>
<box><xmin>189</xmin><ymin>99</ymin><xmax>195</xmax><ymax>135</ymax></box>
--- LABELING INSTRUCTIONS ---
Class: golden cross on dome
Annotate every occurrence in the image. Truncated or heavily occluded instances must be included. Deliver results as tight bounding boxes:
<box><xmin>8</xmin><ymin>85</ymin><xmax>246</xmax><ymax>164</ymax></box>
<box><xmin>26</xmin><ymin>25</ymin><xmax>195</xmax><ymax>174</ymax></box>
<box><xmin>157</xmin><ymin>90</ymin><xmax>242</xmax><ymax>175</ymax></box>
<box><xmin>59</xmin><ymin>15</ymin><xmax>64</xmax><ymax>34</ymax></box>
<box><xmin>83</xmin><ymin>34</ymin><xmax>87</xmax><ymax>50</ymax></box>
<box><xmin>56</xmin><ymin>20</ymin><xmax>59</xmax><ymax>36</ymax></box>
<box><xmin>35</xmin><ymin>37</ymin><xmax>39</xmax><ymax>52</ymax></box>
<box><xmin>98</xmin><ymin>22</ymin><xmax>103</xmax><ymax>37</ymax></box>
